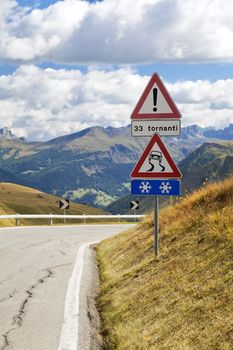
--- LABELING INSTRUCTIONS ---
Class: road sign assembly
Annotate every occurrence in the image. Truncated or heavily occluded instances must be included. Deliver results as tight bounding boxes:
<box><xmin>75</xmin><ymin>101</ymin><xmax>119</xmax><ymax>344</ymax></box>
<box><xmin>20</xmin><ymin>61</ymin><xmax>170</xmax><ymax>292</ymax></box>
<box><xmin>131</xmin><ymin>119</ymin><xmax>181</xmax><ymax>137</ymax></box>
<box><xmin>130</xmin><ymin>133</ymin><xmax>182</xmax><ymax>179</ymax></box>
<box><xmin>59</xmin><ymin>199</ymin><xmax>70</xmax><ymax>210</ymax></box>
<box><xmin>130</xmin><ymin>73</ymin><xmax>181</xmax><ymax>120</ymax></box>
<box><xmin>131</xmin><ymin>179</ymin><xmax>181</xmax><ymax>196</ymax></box>
<box><xmin>129</xmin><ymin>72</ymin><xmax>183</xmax><ymax>257</ymax></box>
<box><xmin>130</xmin><ymin>200</ymin><xmax>139</xmax><ymax>210</ymax></box>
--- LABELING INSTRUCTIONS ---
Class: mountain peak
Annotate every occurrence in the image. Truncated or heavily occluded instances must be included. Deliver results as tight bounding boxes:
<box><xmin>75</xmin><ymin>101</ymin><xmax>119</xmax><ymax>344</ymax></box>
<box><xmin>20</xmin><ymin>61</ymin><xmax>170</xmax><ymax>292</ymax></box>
<box><xmin>0</xmin><ymin>127</ymin><xmax>26</xmax><ymax>142</ymax></box>
<box><xmin>0</xmin><ymin>127</ymin><xmax>15</xmax><ymax>139</ymax></box>
<box><xmin>182</xmin><ymin>124</ymin><xmax>204</xmax><ymax>138</ymax></box>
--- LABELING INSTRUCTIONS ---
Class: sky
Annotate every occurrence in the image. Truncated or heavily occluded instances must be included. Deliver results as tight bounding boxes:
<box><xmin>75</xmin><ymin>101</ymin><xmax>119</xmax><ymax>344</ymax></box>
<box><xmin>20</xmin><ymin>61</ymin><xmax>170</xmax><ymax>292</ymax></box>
<box><xmin>0</xmin><ymin>0</ymin><xmax>233</xmax><ymax>141</ymax></box>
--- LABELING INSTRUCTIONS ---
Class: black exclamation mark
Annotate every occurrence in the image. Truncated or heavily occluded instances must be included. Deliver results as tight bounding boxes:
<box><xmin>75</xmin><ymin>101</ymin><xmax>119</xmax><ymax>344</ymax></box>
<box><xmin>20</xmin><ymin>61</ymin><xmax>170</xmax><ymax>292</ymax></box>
<box><xmin>153</xmin><ymin>88</ymin><xmax>158</xmax><ymax>112</ymax></box>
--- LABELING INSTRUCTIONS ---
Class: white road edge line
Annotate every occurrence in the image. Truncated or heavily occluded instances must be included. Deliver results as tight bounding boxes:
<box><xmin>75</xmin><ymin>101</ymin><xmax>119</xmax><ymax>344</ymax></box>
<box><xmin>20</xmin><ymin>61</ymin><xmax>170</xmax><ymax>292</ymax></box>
<box><xmin>57</xmin><ymin>240</ymin><xmax>99</xmax><ymax>350</ymax></box>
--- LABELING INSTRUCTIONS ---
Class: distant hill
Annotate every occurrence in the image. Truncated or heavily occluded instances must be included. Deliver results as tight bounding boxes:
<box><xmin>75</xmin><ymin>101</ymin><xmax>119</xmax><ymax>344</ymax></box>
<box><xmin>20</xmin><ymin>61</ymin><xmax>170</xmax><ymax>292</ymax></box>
<box><xmin>0</xmin><ymin>182</ymin><xmax>106</xmax><ymax>227</ymax></box>
<box><xmin>97</xmin><ymin>175</ymin><xmax>233</xmax><ymax>350</ymax></box>
<box><xmin>0</xmin><ymin>124</ymin><xmax>232</xmax><ymax>209</ymax></box>
<box><xmin>0</xmin><ymin>167</ymin><xmax>29</xmax><ymax>186</ymax></box>
<box><xmin>107</xmin><ymin>141</ymin><xmax>233</xmax><ymax>214</ymax></box>
<box><xmin>180</xmin><ymin>141</ymin><xmax>233</xmax><ymax>191</ymax></box>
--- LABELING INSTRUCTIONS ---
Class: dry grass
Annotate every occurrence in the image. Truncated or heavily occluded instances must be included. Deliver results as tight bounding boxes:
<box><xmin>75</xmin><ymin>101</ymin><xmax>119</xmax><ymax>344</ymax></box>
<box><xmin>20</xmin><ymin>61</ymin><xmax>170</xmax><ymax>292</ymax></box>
<box><xmin>97</xmin><ymin>176</ymin><xmax>233</xmax><ymax>350</ymax></box>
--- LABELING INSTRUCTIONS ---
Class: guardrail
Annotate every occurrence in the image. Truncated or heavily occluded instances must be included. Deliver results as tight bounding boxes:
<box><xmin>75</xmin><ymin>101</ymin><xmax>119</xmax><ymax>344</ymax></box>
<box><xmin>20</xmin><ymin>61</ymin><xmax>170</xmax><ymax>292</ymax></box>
<box><xmin>0</xmin><ymin>214</ymin><xmax>145</xmax><ymax>226</ymax></box>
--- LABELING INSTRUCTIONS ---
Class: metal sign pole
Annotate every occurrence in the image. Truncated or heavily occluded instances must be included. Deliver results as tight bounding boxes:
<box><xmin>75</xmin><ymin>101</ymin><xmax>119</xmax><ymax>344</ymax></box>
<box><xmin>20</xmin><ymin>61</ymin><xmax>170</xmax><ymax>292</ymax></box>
<box><xmin>154</xmin><ymin>196</ymin><xmax>159</xmax><ymax>256</ymax></box>
<box><xmin>64</xmin><ymin>209</ymin><xmax>66</xmax><ymax>224</ymax></box>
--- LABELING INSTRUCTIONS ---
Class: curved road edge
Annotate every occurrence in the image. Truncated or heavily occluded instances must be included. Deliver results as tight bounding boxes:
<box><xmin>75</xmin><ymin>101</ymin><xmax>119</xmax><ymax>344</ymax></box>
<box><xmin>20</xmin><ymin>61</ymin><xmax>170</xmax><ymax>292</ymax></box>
<box><xmin>57</xmin><ymin>240</ymin><xmax>102</xmax><ymax>350</ymax></box>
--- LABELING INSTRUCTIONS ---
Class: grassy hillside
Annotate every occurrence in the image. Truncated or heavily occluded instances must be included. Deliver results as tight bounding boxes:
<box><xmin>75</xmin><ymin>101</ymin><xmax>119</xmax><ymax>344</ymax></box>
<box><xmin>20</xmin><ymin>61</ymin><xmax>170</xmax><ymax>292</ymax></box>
<box><xmin>97</xmin><ymin>176</ymin><xmax>233</xmax><ymax>349</ymax></box>
<box><xmin>0</xmin><ymin>182</ymin><xmax>106</xmax><ymax>226</ymax></box>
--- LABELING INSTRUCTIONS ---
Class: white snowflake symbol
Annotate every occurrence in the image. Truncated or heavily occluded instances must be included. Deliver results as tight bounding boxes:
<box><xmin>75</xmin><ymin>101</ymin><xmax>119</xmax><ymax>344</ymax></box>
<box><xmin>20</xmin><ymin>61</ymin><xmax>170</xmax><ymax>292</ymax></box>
<box><xmin>159</xmin><ymin>181</ymin><xmax>172</xmax><ymax>194</ymax></box>
<box><xmin>139</xmin><ymin>181</ymin><xmax>152</xmax><ymax>193</ymax></box>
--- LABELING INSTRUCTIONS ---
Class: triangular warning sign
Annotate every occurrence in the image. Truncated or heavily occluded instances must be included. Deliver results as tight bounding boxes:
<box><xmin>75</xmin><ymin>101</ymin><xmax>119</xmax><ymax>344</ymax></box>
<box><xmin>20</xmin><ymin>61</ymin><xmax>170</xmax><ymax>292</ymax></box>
<box><xmin>131</xmin><ymin>133</ymin><xmax>182</xmax><ymax>179</ymax></box>
<box><xmin>131</xmin><ymin>73</ymin><xmax>181</xmax><ymax>119</ymax></box>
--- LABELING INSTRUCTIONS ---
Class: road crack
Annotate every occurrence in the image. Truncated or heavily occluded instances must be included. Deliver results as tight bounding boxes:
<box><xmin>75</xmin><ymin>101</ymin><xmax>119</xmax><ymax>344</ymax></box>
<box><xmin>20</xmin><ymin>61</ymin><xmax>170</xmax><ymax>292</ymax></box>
<box><xmin>59</xmin><ymin>250</ymin><xmax>66</xmax><ymax>256</ymax></box>
<box><xmin>0</xmin><ymin>290</ymin><xmax>18</xmax><ymax>305</ymax></box>
<box><xmin>0</xmin><ymin>269</ymin><xmax>53</xmax><ymax>350</ymax></box>
<box><xmin>21</xmin><ymin>239</ymin><xmax>51</xmax><ymax>250</ymax></box>
<box><xmin>0</xmin><ymin>276</ymin><xmax>13</xmax><ymax>286</ymax></box>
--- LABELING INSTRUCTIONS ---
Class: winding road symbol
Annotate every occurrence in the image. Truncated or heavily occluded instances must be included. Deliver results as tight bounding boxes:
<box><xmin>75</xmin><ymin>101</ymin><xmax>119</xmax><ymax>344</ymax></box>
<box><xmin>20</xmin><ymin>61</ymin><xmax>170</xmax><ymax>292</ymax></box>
<box><xmin>147</xmin><ymin>151</ymin><xmax>165</xmax><ymax>172</ymax></box>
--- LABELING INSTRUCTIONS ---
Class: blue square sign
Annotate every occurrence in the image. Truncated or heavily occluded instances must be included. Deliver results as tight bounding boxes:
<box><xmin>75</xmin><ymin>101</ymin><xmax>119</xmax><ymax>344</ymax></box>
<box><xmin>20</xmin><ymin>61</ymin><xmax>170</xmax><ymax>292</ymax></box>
<box><xmin>131</xmin><ymin>179</ymin><xmax>181</xmax><ymax>196</ymax></box>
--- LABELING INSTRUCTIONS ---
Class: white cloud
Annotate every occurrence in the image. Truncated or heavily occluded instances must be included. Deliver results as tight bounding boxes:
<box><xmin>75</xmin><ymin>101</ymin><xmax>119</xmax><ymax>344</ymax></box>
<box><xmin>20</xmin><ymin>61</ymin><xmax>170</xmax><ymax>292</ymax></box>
<box><xmin>0</xmin><ymin>66</ymin><xmax>232</xmax><ymax>140</ymax></box>
<box><xmin>0</xmin><ymin>0</ymin><xmax>233</xmax><ymax>64</ymax></box>
<box><xmin>0</xmin><ymin>66</ymin><xmax>146</xmax><ymax>140</ymax></box>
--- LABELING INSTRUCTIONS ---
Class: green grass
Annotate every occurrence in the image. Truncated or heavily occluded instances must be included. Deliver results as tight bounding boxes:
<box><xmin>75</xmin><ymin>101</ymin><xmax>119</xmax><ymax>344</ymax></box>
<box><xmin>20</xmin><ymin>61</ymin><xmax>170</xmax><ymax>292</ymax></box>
<box><xmin>63</xmin><ymin>188</ymin><xmax>119</xmax><ymax>207</ymax></box>
<box><xmin>97</xmin><ymin>176</ymin><xmax>233</xmax><ymax>350</ymax></box>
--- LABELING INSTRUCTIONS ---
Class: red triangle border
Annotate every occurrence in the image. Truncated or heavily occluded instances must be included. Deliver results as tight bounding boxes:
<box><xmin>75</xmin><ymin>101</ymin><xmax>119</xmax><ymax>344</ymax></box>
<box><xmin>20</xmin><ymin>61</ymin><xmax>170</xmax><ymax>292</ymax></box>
<box><xmin>131</xmin><ymin>133</ymin><xmax>182</xmax><ymax>179</ymax></box>
<box><xmin>130</xmin><ymin>73</ymin><xmax>181</xmax><ymax>119</ymax></box>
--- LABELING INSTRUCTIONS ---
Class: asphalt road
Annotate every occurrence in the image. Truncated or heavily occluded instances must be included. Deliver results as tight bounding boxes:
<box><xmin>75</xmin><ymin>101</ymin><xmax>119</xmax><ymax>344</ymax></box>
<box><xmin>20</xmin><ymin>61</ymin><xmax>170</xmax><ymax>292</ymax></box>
<box><xmin>0</xmin><ymin>224</ymin><xmax>134</xmax><ymax>350</ymax></box>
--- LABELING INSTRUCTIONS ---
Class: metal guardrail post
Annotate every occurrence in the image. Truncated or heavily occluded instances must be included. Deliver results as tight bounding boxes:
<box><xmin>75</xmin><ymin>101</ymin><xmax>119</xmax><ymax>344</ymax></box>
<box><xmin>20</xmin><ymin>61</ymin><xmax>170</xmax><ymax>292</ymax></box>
<box><xmin>16</xmin><ymin>214</ymin><xmax>20</xmax><ymax>227</ymax></box>
<box><xmin>83</xmin><ymin>214</ymin><xmax>86</xmax><ymax>224</ymax></box>
<box><xmin>50</xmin><ymin>214</ymin><xmax>53</xmax><ymax>225</ymax></box>
<box><xmin>64</xmin><ymin>209</ymin><xmax>66</xmax><ymax>224</ymax></box>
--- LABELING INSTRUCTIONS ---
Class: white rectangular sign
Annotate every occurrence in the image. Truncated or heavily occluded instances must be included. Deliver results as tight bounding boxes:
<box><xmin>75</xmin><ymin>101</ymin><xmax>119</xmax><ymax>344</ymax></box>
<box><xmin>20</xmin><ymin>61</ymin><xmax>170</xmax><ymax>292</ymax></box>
<box><xmin>131</xmin><ymin>120</ymin><xmax>181</xmax><ymax>137</ymax></box>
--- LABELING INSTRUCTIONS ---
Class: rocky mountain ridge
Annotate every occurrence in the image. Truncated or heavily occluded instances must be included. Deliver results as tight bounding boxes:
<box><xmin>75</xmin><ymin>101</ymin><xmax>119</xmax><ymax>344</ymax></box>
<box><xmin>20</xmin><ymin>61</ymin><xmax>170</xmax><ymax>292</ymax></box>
<box><xmin>0</xmin><ymin>127</ymin><xmax>27</xmax><ymax>142</ymax></box>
